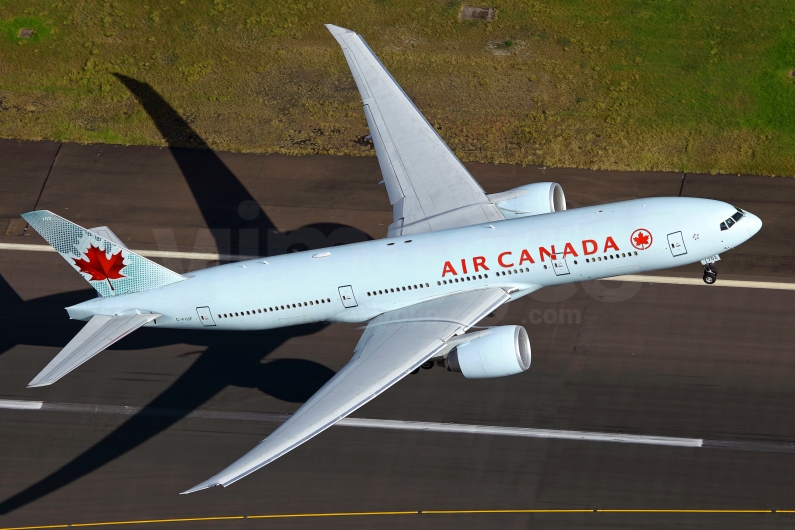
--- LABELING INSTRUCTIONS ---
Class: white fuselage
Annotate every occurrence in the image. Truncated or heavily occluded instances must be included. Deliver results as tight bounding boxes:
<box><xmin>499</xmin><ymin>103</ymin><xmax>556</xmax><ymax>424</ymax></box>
<box><xmin>67</xmin><ymin>197</ymin><xmax>761</xmax><ymax>329</ymax></box>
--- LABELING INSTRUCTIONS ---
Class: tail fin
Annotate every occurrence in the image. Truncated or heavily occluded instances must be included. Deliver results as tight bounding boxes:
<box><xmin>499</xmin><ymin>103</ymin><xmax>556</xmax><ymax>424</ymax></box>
<box><xmin>22</xmin><ymin>210</ymin><xmax>185</xmax><ymax>297</ymax></box>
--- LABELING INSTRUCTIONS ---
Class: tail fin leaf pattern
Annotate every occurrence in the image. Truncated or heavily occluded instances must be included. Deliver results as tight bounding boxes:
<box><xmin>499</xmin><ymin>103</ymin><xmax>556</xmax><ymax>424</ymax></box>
<box><xmin>21</xmin><ymin>210</ymin><xmax>185</xmax><ymax>297</ymax></box>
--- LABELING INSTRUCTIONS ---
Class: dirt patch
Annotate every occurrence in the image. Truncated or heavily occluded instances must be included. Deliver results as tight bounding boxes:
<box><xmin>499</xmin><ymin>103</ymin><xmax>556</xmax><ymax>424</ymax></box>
<box><xmin>18</xmin><ymin>28</ymin><xmax>35</xmax><ymax>38</ymax></box>
<box><xmin>354</xmin><ymin>134</ymin><xmax>374</xmax><ymax>150</ymax></box>
<box><xmin>486</xmin><ymin>39</ymin><xmax>526</xmax><ymax>56</ymax></box>
<box><xmin>461</xmin><ymin>6</ymin><xmax>495</xmax><ymax>21</ymax></box>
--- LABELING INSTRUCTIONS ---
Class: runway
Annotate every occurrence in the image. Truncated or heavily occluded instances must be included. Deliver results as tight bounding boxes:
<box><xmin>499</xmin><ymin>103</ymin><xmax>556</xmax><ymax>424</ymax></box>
<box><xmin>2</xmin><ymin>133</ymin><xmax>795</xmax><ymax>530</ymax></box>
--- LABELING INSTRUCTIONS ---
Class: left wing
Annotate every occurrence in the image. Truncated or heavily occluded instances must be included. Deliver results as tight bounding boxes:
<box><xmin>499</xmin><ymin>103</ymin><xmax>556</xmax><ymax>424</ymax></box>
<box><xmin>182</xmin><ymin>288</ymin><xmax>510</xmax><ymax>493</ymax></box>
<box><xmin>326</xmin><ymin>25</ymin><xmax>505</xmax><ymax>237</ymax></box>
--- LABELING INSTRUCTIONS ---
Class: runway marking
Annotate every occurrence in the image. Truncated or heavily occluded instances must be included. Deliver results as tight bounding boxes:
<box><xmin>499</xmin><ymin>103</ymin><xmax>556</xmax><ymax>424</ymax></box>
<box><xmin>0</xmin><ymin>399</ymin><xmax>42</xmax><ymax>410</ymax></box>
<box><xmin>0</xmin><ymin>525</ymin><xmax>68</xmax><ymax>530</ymax></box>
<box><xmin>0</xmin><ymin>399</ymin><xmax>702</xmax><ymax>449</ymax></box>
<box><xmin>2</xmin><ymin>242</ymin><xmax>794</xmax><ymax>290</ymax></box>
<box><xmin>71</xmin><ymin>516</ymin><xmax>245</xmax><ymax>526</ymax></box>
<box><xmin>248</xmin><ymin>511</ymin><xmax>417</xmax><ymax>519</ymax></box>
<box><xmin>3</xmin><ymin>399</ymin><xmax>795</xmax><ymax>453</ymax></box>
<box><xmin>0</xmin><ymin>243</ymin><xmax>242</xmax><ymax>262</ymax></box>
<box><xmin>338</xmin><ymin>418</ymin><xmax>702</xmax><ymax>447</ymax></box>
<box><xmin>607</xmin><ymin>274</ymin><xmax>795</xmax><ymax>290</ymax></box>
<box><xmin>0</xmin><ymin>509</ymin><xmax>792</xmax><ymax>529</ymax></box>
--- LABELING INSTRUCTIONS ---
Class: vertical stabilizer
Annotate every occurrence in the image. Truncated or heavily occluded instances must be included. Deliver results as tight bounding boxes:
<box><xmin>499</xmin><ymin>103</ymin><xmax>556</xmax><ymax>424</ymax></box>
<box><xmin>22</xmin><ymin>210</ymin><xmax>185</xmax><ymax>297</ymax></box>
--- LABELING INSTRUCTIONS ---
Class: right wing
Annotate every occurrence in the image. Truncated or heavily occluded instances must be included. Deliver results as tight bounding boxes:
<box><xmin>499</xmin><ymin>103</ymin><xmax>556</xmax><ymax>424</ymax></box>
<box><xmin>326</xmin><ymin>25</ymin><xmax>505</xmax><ymax>237</ymax></box>
<box><xmin>182</xmin><ymin>287</ymin><xmax>510</xmax><ymax>493</ymax></box>
<box><xmin>28</xmin><ymin>313</ymin><xmax>160</xmax><ymax>388</ymax></box>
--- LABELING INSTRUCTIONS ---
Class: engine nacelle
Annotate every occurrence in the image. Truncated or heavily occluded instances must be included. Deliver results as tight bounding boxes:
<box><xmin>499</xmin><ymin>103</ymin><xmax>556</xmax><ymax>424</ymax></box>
<box><xmin>488</xmin><ymin>182</ymin><xmax>566</xmax><ymax>219</ymax></box>
<box><xmin>446</xmin><ymin>326</ymin><xmax>531</xmax><ymax>379</ymax></box>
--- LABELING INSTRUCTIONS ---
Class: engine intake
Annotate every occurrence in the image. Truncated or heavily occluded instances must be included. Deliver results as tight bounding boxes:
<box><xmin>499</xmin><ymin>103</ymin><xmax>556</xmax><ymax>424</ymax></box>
<box><xmin>446</xmin><ymin>326</ymin><xmax>531</xmax><ymax>379</ymax></box>
<box><xmin>488</xmin><ymin>182</ymin><xmax>566</xmax><ymax>219</ymax></box>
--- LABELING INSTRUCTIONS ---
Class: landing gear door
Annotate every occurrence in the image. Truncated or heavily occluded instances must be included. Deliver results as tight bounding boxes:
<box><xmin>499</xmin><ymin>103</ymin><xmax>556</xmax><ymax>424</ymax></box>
<box><xmin>551</xmin><ymin>249</ymin><xmax>570</xmax><ymax>276</ymax></box>
<box><xmin>338</xmin><ymin>285</ymin><xmax>358</xmax><ymax>308</ymax></box>
<box><xmin>196</xmin><ymin>306</ymin><xmax>216</xmax><ymax>327</ymax></box>
<box><xmin>667</xmin><ymin>231</ymin><xmax>688</xmax><ymax>257</ymax></box>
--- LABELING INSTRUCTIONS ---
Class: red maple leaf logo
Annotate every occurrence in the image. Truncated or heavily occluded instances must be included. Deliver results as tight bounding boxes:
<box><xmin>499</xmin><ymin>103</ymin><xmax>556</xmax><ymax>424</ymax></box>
<box><xmin>72</xmin><ymin>245</ymin><xmax>126</xmax><ymax>291</ymax></box>
<box><xmin>630</xmin><ymin>228</ymin><xmax>653</xmax><ymax>250</ymax></box>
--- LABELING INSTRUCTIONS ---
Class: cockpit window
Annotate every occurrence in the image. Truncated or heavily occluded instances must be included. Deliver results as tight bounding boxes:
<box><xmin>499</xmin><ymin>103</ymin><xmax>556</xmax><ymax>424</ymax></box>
<box><xmin>720</xmin><ymin>207</ymin><xmax>745</xmax><ymax>230</ymax></box>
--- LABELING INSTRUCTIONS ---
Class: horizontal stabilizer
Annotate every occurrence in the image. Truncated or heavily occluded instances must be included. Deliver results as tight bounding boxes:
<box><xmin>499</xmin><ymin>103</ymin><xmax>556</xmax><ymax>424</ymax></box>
<box><xmin>28</xmin><ymin>313</ymin><xmax>160</xmax><ymax>388</ymax></box>
<box><xmin>89</xmin><ymin>226</ymin><xmax>128</xmax><ymax>249</ymax></box>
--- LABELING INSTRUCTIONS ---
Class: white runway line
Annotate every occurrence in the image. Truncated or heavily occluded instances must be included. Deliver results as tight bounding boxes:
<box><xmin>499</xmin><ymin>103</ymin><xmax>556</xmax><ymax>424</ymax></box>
<box><xmin>0</xmin><ymin>242</ymin><xmax>244</xmax><ymax>262</ymax></box>
<box><xmin>608</xmin><ymin>274</ymin><xmax>795</xmax><ymax>291</ymax></box>
<box><xmin>6</xmin><ymin>398</ymin><xmax>795</xmax><ymax>452</ymax></box>
<box><xmin>0</xmin><ymin>398</ymin><xmax>701</xmax><ymax>448</ymax></box>
<box><xmin>338</xmin><ymin>418</ymin><xmax>703</xmax><ymax>447</ymax></box>
<box><xmin>2</xmin><ymin>242</ymin><xmax>793</xmax><ymax>290</ymax></box>
<box><xmin>0</xmin><ymin>399</ymin><xmax>42</xmax><ymax>410</ymax></box>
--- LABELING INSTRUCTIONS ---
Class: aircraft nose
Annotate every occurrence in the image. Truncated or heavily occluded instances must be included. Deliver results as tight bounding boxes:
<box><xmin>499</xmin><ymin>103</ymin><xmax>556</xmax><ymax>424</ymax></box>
<box><xmin>745</xmin><ymin>212</ymin><xmax>762</xmax><ymax>238</ymax></box>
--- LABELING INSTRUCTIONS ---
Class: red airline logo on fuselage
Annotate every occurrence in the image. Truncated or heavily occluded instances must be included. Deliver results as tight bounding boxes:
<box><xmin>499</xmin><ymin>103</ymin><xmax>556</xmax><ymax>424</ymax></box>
<box><xmin>630</xmin><ymin>228</ymin><xmax>653</xmax><ymax>250</ymax></box>
<box><xmin>441</xmin><ymin>236</ymin><xmax>621</xmax><ymax>277</ymax></box>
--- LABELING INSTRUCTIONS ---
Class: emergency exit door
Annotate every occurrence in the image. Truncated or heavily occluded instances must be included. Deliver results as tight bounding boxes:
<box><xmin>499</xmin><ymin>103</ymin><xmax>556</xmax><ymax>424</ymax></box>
<box><xmin>196</xmin><ymin>306</ymin><xmax>216</xmax><ymax>327</ymax></box>
<box><xmin>338</xmin><ymin>285</ymin><xmax>358</xmax><ymax>308</ymax></box>
<box><xmin>667</xmin><ymin>231</ymin><xmax>688</xmax><ymax>257</ymax></box>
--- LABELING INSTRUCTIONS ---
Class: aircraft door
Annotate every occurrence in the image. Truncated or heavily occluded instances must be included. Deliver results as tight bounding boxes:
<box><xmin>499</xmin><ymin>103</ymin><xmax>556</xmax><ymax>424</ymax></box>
<box><xmin>551</xmin><ymin>248</ymin><xmax>571</xmax><ymax>276</ymax></box>
<box><xmin>338</xmin><ymin>285</ymin><xmax>358</xmax><ymax>308</ymax></box>
<box><xmin>667</xmin><ymin>231</ymin><xmax>688</xmax><ymax>257</ymax></box>
<box><xmin>196</xmin><ymin>306</ymin><xmax>216</xmax><ymax>327</ymax></box>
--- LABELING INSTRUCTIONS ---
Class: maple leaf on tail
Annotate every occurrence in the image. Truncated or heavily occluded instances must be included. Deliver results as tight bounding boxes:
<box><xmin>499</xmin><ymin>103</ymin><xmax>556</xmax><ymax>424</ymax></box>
<box><xmin>72</xmin><ymin>245</ymin><xmax>126</xmax><ymax>291</ymax></box>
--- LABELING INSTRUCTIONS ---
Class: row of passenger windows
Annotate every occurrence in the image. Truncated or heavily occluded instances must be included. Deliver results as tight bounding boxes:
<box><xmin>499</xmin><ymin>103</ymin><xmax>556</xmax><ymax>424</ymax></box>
<box><xmin>368</xmin><ymin>283</ymin><xmax>429</xmax><ymax>296</ymax></box>
<box><xmin>584</xmin><ymin>251</ymin><xmax>637</xmax><ymax>263</ymax></box>
<box><xmin>438</xmin><ymin>274</ymin><xmax>489</xmax><ymax>285</ymax></box>
<box><xmin>218</xmin><ymin>298</ymin><xmax>332</xmax><ymax>319</ymax></box>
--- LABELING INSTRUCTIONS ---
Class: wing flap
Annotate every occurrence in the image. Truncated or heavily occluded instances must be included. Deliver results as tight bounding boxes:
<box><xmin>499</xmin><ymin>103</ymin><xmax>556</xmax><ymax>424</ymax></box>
<box><xmin>28</xmin><ymin>313</ymin><xmax>160</xmax><ymax>388</ymax></box>
<box><xmin>182</xmin><ymin>288</ymin><xmax>510</xmax><ymax>493</ymax></box>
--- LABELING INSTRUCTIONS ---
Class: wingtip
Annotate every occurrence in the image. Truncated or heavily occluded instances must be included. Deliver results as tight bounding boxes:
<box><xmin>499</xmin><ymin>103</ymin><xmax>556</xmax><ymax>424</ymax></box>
<box><xmin>180</xmin><ymin>481</ymin><xmax>222</xmax><ymax>495</ymax></box>
<box><xmin>324</xmin><ymin>24</ymin><xmax>353</xmax><ymax>35</ymax></box>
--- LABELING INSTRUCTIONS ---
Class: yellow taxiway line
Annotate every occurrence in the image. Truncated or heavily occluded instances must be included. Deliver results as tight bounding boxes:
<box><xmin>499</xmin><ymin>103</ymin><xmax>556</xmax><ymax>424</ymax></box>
<box><xmin>2</xmin><ymin>509</ymin><xmax>793</xmax><ymax>529</ymax></box>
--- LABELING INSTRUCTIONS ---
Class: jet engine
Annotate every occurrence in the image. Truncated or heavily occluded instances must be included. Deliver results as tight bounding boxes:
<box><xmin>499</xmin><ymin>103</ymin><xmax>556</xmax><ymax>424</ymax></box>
<box><xmin>487</xmin><ymin>182</ymin><xmax>566</xmax><ymax>219</ymax></box>
<box><xmin>446</xmin><ymin>326</ymin><xmax>531</xmax><ymax>379</ymax></box>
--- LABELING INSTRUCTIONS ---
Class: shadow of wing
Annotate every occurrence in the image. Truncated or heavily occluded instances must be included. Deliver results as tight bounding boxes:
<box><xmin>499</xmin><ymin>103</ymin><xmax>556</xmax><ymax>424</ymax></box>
<box><xmin>113</xmin><ymin>74</ymin><xmax>275</xmax><ymax>256</ymax></box>
<box><xmin>0</xmin><ymin>323</ymin><xmax>328</xmax><ymax>514</ymax></box>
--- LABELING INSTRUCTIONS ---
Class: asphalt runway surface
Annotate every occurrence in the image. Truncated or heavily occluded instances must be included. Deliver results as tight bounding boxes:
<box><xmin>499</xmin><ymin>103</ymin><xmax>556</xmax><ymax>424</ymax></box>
<box><xmin>2</xmin><ymin>123</ymin><xmax>795</xmax><ymax>528</ymax></box>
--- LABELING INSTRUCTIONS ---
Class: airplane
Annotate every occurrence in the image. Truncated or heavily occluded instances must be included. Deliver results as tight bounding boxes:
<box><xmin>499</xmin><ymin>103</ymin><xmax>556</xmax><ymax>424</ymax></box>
<box><xmin>20</xmin><ymin>24</ymin><xmax>762</xmax><ymax>494</ymax></box>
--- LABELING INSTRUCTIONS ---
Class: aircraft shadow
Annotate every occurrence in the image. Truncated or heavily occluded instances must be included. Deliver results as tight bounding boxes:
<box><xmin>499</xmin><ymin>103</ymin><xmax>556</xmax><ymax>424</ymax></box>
<box><xmin>112</xmin><ymin>74</ymin><xmax>371</xmax><ymax>256</ymax></box>
<box><xmin>0</xmin><ymin>270</ymin><xmax>333</xmax><ymax>516</ymax></box>
<box><xmin>0</xmin><ymin>76</ymin><xmax>367</xmax><ymax>513</ymax></box>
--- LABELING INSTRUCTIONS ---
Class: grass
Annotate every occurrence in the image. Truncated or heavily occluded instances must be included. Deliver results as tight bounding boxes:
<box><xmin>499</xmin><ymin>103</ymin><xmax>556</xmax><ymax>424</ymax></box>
<box><xmin>1</xmin><ymin>0</ymin><xmax>794</xmax><ymax>175</ymax></box>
